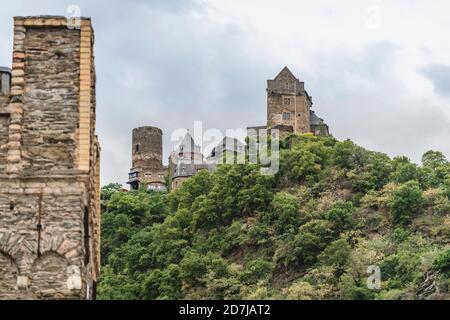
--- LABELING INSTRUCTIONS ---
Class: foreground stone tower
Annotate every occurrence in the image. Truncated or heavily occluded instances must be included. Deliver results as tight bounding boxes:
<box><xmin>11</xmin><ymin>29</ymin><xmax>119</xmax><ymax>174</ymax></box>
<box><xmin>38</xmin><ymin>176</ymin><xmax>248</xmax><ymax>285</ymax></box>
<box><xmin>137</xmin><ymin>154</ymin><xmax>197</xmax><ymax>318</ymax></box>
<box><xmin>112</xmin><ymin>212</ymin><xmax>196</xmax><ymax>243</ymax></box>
<box><xmin>127</xmin><ymin>126</ymin><xmax>167</xmax><ymax>191</ymax></box>
<box><xmin>0</xmin><ymin>16</ymin><xmax>100</xmax><ymax>299</ymax></box>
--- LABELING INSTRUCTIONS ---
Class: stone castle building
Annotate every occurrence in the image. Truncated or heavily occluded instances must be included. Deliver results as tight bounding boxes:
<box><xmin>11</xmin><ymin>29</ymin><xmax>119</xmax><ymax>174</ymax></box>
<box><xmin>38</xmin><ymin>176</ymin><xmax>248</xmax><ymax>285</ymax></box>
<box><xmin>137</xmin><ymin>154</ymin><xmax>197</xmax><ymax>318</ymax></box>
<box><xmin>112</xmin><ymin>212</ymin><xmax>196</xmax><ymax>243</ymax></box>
<box><xmin>127</xmin><ymin>68</ymin><xmax>328</xmax><ymax>192</ymax></box>
<box><xmin>126</xmin><ymin>128</ymin><xmax>247</xmax><ymax>192</ymax></box>
<box><xmin>205</xmin><ymin>136</ymin><xmax>245</xmax><ymax>165</ymax></box>
<box><xmin>248</xmin><ymin>67</ymin><xmax>329</xmax><ymax>137</ymax></box>
<box><xmin>169</xmin><ymin>132</ymin><xmax>209</xmax><ymax>190</ymax></box>
<box><xmin>0</xmin><ymin>16</ymin><xmax>100</xmax><ymax>299</ymax></box>
<box><xmin>127</xmin><ymin>126</ymin><xmax>168</xmax><ymax>191</ymax></box>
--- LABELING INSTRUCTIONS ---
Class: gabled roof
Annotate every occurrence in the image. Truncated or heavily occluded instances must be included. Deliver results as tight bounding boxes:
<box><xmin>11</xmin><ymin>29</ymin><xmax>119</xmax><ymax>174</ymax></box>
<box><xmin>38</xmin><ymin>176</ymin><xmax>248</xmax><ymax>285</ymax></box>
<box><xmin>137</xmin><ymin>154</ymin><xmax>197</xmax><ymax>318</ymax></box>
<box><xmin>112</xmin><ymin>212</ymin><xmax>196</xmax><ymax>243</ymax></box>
<box><xmin>174</xmin><ymin>131</ymin><xmax>201</xmax><ymax>154</ymax></box>
<box><xmin>274</xmin><ymin>66</ymin><xmax>298</xmax><ymax>82</ymax></box>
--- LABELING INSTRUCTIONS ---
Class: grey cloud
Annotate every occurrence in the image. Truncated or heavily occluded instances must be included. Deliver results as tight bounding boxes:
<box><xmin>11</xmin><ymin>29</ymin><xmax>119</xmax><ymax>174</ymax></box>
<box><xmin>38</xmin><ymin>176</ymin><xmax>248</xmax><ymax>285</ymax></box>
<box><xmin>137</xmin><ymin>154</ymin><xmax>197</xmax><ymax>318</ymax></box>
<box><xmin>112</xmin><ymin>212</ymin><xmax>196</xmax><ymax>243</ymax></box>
<box><xmin>421</xmin><ymin>64</ymin><xmax>450</xmax><ymax>97</ymax></box>
<box><xmin>1</xmin><ymin>1</ymin><xmax>449</xmax><ymax>186</ymax></box>
<box><xmin>296</xmin><ymin>42</ymin><xmax>450</xmax><ymax>163</ymax></box>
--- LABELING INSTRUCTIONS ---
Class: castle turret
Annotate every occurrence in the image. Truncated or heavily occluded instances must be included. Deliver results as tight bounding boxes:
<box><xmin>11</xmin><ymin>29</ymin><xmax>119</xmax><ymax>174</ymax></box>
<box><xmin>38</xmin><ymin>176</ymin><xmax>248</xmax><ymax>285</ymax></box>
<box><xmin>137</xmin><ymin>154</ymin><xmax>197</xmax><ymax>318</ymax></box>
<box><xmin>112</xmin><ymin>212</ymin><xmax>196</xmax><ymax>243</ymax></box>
<box><xmin>132</xmin><ymin>126</ymin><xmax>163</xmax><ymax>169</ymax></box>
<box><xmin>127</xmin><ymin>126</ymin><xmax>167</xmax><ymax>191</ymax></box>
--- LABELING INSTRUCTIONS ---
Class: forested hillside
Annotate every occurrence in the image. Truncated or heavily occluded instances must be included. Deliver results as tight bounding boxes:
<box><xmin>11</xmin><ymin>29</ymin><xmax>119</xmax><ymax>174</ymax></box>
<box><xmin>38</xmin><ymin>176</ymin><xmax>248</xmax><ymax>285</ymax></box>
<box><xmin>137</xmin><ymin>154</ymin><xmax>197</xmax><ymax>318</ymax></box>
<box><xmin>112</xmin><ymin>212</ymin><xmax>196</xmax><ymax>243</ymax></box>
<box><xmin>98</xmin><ymin>134</ymin><xmax>450</xmax><ymax>300</ymax></box>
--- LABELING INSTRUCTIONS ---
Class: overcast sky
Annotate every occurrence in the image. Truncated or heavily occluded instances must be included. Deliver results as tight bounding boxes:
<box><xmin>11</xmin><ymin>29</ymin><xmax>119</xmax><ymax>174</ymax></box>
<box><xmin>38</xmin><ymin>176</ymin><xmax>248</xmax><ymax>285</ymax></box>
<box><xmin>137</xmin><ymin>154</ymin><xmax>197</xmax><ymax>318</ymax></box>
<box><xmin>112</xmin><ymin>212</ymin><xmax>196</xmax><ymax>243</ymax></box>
<box><xmin>1</xmin><ymin>0</ymin><xmax>450</xmax><ymax>186</ymax></box>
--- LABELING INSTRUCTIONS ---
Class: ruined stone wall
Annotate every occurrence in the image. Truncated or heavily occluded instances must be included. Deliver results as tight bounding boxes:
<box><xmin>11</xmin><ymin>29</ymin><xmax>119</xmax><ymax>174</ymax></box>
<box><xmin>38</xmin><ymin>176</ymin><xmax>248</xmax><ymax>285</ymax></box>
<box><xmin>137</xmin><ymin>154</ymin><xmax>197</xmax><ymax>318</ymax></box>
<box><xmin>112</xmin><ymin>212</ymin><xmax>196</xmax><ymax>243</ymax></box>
<box><xmin>0</xmin><ymin>16</ymin><xmax>100</xmax><ymax>300</ymax></box>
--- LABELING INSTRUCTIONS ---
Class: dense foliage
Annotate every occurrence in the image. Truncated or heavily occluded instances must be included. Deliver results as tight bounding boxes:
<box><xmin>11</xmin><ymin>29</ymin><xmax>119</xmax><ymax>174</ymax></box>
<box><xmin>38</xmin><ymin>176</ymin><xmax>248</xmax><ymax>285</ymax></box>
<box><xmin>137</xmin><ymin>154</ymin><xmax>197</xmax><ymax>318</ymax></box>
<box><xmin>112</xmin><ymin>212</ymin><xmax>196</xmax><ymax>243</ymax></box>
<box><xmin>98</xmin><ymin>134</ymin><xmax>450</xmax><ymax>300</ymax></box>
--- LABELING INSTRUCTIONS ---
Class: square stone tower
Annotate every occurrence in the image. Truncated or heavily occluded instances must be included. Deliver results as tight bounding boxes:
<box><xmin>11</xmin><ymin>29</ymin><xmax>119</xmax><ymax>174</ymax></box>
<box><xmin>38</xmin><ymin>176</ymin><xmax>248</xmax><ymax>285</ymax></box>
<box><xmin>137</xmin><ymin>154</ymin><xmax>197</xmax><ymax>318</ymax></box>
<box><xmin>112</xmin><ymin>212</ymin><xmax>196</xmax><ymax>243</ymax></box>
<box><xmin>0</xmin><ymin>16</ymin><xmax>100</xmax><ymax>300</ymax></box>
<box><xmin>267</xmin><ymin>67</ymin><xmax>312</xmax><ymax>134</ymax></box>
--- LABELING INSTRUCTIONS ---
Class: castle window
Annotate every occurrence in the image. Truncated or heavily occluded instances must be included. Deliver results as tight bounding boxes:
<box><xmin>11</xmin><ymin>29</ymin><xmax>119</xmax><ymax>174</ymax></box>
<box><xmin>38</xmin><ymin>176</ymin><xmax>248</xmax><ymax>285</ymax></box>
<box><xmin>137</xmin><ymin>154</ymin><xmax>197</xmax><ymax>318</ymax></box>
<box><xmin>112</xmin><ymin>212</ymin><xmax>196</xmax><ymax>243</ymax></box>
<box><xmin>135</xmin><ymin>144</ymin><xmax>140</xmax><ymax>153</ymax></box>
<box><xmin>129</xmin><ymin>172</ymin><xmax>139</xmax><ymax>179</ymax></box>
<box><xmin>283</xmin><ymin>98</ymin><xmax>291</xmax><ymax>105</ymax></box>
<box><xmin>282</xmin><ymin>112</ymin><xmax>291</xmax><ymax>121</ymax></box>
<box><xmin>84</xmin><ymin>206</ymin><xmax>91</xmax><ymax>265</ymax></box>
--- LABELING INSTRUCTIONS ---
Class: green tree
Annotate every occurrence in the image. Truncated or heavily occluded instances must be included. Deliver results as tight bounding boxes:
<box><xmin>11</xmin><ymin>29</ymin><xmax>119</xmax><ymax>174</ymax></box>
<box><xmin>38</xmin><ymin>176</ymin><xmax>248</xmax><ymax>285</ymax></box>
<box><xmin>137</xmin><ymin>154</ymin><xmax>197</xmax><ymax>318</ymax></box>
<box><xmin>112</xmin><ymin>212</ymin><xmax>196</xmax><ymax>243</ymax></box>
<box><xmin>389</xmin><ymin>156</ymin><xmax>419</xmax><ymax>184</ymax></box>
<box><xmin>389</xmin><ymin>181</ymin><xmax>424</xmax><ymax>225</ymax></box>
<box><xmin>263</xmin><ymin>192</ymin><xmax>300</xmax><ymax>236</ymax></box>
<box><xmin>422</xmin><ymin>150</ymin><xmax>447</xmax><ymax>169</ymax></box>
<box><xmin>101</xmin><ymin>213</ymin><xmax>136</xmax><ymax>265</ymax></box>
<box><xmin>331</xmin><ymin>140</ymin><xmax>369</xmax><ymax>170</ymax></box>
<box><xmin>319</xmin><ymin>238</ymin><xmax>352</xmax><ymax>270</ymax></box>
<box><xmin>101</xmin><ymin>183</ymin><xmax>123</xmax><ymax>201</ymax></box>
<box><xmin>290</xmin><ymin>220</ymin><xmax>334</xmax><ymax>266</ymax></box>
<box><xmin>240</xmin><ymin>259</ymin><xmax>274</xmax><ymax>285</ymax></box>
<box><xmin>325</xmin><ymin>201</ymin><xmax>355</xmax><ymax>234</ymax></box>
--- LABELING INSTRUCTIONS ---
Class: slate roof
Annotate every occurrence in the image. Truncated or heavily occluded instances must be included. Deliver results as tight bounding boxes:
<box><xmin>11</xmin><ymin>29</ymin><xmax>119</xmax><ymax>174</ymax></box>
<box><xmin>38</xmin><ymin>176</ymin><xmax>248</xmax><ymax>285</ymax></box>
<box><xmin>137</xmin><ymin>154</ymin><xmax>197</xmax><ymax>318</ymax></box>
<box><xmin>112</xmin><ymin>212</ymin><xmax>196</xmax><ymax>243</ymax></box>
<box><xmin>310</xmin><ymin>110</ymin><xmax>325</xmax><ymax>126</ymax></box>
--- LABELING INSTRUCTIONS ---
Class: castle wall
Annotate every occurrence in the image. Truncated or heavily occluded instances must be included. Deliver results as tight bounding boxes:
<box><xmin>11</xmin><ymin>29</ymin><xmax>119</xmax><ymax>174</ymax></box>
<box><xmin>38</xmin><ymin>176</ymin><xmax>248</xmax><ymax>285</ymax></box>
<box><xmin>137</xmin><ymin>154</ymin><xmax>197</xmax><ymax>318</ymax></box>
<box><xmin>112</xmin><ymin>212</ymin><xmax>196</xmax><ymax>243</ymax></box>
<box><xmin>0</xmin><ymin>17</ymin><xmax>100</xmax><ymax>300</ymax></box>
<box><xmin>21</xmin><ymin>27</ymin><xmax>80</xmax><ymax>174</ymax></box>
<box><xmin>171</xmin><ymin>176</ymin><xmax>189</xmax><ymax>190</ymax></box>
<box><xmin>0</xmin><ymin>115</ymin><xmax>10</xmax><ymax>170</ymax></box>
<box><xmin>0</xmin><ymin>180</ymin><xmax>89</xmax><ymax>299</ymax></box>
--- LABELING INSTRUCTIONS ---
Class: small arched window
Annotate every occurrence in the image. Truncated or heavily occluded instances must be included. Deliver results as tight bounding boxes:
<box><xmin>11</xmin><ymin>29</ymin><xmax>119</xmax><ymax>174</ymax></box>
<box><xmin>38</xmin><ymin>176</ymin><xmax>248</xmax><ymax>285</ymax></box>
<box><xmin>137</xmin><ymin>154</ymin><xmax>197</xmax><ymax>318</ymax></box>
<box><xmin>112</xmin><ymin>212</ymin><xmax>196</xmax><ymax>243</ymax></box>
<box><xmin>135</xmin><ymin>144</ymin><xmax>140</xmax><ymax>153</ymax></box>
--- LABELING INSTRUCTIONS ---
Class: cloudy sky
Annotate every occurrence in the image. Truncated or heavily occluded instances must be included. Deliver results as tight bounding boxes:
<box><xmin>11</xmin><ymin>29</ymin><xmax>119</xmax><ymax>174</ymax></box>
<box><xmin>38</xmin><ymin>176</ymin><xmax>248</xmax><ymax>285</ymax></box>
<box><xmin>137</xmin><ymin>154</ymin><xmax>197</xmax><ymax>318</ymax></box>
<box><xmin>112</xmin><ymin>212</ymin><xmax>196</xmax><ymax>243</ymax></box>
<box><xmin>1</xmin><ymin>0</ymin><xmax>450</xmax><ymax>186</ymax></box>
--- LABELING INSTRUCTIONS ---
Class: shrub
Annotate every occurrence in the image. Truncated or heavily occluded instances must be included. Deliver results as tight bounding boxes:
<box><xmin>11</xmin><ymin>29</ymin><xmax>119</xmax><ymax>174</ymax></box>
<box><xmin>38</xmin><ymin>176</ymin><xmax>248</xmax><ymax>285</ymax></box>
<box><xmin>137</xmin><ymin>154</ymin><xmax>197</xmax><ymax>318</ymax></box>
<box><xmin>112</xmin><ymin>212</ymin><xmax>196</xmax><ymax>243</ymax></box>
<box><xmin>388</xmin><ymin>181</ymin><xmax>424</xmax><ymax>225</ymax></box>
<box><xmin>240</xmin><ymin>259</ymin><xmax>274</xmax><ymax>285</ymax></box>
<box><xmin>325</xmin><ymin>201</ymin><xmax>355</xmax><ymax>234</ymax></box>
<box><xmin>290</xmin><ymin>220</ymin><xmax>333</xmax><ymax>266</ymax></box>
<box><xmin>433</xmin><ymin>249</ymin><xmax>450</xmax><ymax>276</ymax></box>
<box><xmin>319</xmin><ymin>239</ymin><xmax>352</xmax><ymax>269</ymax></box>
<box><xmin>263</xmin><ymin>192</ymin><xmax>300</xmax><ymax>235</ymax></box>
<box><xmin>389</xmin><ymin>156</ymin><xmax>419</xmax><ymax>184</ymax></box>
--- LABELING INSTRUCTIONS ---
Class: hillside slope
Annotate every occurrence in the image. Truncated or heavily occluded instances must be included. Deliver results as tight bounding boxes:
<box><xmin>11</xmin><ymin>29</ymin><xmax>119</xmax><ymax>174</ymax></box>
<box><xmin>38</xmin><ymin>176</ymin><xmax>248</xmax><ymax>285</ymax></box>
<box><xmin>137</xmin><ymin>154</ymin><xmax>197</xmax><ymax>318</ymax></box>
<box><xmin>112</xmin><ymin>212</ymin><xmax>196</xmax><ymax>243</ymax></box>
<box><xmin>98</xmin><ymin>134</ymin><xmax>450</xmax><ymax>300</ymax></box>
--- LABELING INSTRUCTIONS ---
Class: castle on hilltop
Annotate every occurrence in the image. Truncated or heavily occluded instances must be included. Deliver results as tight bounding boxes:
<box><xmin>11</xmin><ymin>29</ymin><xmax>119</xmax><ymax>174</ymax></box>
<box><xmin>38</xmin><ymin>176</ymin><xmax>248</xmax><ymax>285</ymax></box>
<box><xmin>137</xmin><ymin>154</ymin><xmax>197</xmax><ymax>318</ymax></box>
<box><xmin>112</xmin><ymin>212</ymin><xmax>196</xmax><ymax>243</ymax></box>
<box><xmin>248</xmin><ymin>66</ymin><xmax>329</xmax><ymax>137</ymax></box>
<box><xmin>127</xmin><ymin>67</ymin><xmax>329</xmax><ymax>192</ymax></box>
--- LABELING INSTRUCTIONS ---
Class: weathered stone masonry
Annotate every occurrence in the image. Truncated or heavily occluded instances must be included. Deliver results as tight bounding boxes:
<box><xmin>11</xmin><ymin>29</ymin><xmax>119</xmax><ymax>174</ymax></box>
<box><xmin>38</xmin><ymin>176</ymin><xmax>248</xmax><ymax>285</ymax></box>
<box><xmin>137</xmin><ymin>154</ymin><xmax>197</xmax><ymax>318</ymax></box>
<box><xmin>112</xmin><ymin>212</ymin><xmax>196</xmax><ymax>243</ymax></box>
<box><xmin>0</xmin><ymin>16</ymin><xmax>100</xmax><ymax>300</ymax></box>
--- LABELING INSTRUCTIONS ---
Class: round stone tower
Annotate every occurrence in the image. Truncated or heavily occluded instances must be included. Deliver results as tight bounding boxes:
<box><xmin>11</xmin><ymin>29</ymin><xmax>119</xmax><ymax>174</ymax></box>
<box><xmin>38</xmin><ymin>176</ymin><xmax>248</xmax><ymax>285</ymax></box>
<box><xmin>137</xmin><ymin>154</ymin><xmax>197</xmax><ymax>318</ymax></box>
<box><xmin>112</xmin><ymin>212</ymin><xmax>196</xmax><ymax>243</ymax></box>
<box><xmin>132</xmin><ymin>126</ymin><xmax>163</xmax><ymax>170</ymax></box>
<box><xmin>128</xmin><ymin>126</ymin><xmax>168</xmax><ymax>191</ymax></box>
